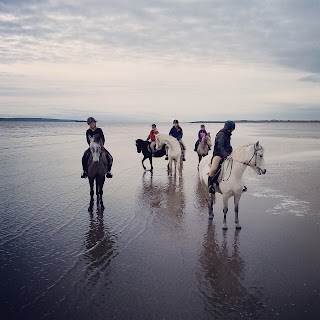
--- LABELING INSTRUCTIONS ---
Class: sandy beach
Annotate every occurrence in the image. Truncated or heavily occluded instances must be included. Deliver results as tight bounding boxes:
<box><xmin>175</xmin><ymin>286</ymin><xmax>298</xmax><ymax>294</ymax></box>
<box><xmin>0</xmin><ymin>121</ymin><xmax>319</xmax><ymax>319</ymax></box>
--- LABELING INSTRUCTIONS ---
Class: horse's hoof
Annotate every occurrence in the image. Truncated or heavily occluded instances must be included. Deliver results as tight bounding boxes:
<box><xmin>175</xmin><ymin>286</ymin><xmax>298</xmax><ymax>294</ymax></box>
<box><xmin>209</xmin><ymin>215</ymin><xmax>214</xmax><ymax>219</ymax></box>
<box><xmin>222</xmin><ymin>226</ymin><xmax>228</xmax><ymax>230</ymax></box>
<box><xmin>88</xmin><ymin>207</ymin><xmax>93</xmax><ymax>213</ymax></box>
<box><xmin>236</xmin><ymin>225</ymin><xmax>242</xmax><ymax>230</ymax></box>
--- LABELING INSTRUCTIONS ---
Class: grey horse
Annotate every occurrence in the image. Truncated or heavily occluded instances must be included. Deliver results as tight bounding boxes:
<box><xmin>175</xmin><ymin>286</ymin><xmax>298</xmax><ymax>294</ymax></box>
<box><xmin>87</xmin><ymin>136</ymin><xmax>108</xmax><ymax>213</ymax></box>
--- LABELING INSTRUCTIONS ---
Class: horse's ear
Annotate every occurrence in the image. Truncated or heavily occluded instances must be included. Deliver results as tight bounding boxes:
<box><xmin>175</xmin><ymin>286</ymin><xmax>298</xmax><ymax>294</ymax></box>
<box><xmin>208</xmin><ymin>132</ymin><xmax>210</xmax><ymax>137</ymax></box>
<box><xmin>255</xmin><ymin>141</ymin><xmax>260</xmax><ymax>148</ymax></box>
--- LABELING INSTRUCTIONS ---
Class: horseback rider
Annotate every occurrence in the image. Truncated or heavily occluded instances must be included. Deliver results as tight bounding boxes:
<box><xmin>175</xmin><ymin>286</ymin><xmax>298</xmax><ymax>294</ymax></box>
<box><xmin>194</xmin><ymin>124</ymin><xmax>211</xmax><ymax>152</ymax></box>
<box><xmin>207</xmin><ymin>120</ymin><xmax>235</xmax><ymax>193</ymax></box>
<box><xmin>146</xmin><ymin>123</ymin><xmax>159</xmax><ymax>154</ymax></box>
<box><xmin>168</xmin><ymin>119</ymin><xmax>186</xmax><ymax>161</ymax></box>
<box><xmin>81</xmin><ymin>117</ymin><xmax>113</xmax><ymax>179</ymax></box>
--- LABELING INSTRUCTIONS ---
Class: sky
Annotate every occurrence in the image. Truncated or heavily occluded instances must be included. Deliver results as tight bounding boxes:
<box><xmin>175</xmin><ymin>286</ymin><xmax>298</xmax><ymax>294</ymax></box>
<box><xmin>0</xmin><ymin>0</ymin><xmax>320</xmax><ymax>122</ymax></box>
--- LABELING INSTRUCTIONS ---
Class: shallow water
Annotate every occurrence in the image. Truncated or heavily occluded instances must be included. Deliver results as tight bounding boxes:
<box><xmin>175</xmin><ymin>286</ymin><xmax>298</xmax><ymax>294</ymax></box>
<box><xmin>0</xmin><ymin>121</ymin><xmax>320</xmax><ymax>319</ymax></box>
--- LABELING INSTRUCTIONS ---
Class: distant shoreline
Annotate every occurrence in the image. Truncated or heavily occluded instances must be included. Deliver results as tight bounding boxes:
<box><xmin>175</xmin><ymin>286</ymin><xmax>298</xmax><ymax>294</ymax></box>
<box><xmin>0</xmin><ymin>117</ymin><xmax>86</xmax><ymax>122</ymax></box>
<box><xmin>190</xmin><ymin>120</ymin><xmax>320</xmax><ymax>123</ymax></box>
<box><xmin>0</xmin><ymin>117</ymin><xmax>319</xmax><ymax>123</ymax></box>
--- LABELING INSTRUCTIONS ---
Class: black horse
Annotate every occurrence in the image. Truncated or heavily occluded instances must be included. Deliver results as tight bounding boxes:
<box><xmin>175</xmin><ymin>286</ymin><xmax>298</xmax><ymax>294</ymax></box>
<box><xmin>135</xmin><ymin>139</ymin><xmax>166</xmax><ymax>172</ymax></box>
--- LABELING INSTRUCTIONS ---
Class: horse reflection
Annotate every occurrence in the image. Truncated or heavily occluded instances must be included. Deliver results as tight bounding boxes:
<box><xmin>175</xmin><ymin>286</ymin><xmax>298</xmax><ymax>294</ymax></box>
<box><xmin>139</xmin><ymin>172</ymin><xmax>186</xmax><ymax>224</ymax></box>
<box><xmin>195</xmin><ymin>175</ymin><xmax>209</xmax><ymax>210</ymax></box>
<box><xmin>197</xmin><ymin>222</ymin><xmax>264</xmax><ymax>318</ymax></box>
<box><xmin>164</xmin><ymin>174</ymin><xmax>186</xmax><ymax>221</ymax></box>
<box><xmin>84</xmin><ymin>215</ymin><xmax>115</xmax><ymax>271</ymax></box>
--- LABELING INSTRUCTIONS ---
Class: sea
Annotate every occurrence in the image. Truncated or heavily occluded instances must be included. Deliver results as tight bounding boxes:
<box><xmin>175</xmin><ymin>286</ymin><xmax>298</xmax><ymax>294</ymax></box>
<box><xmin>0</xmin><ymin>121</ymin><xmax>319</xmax><ymax>319</ymax></box>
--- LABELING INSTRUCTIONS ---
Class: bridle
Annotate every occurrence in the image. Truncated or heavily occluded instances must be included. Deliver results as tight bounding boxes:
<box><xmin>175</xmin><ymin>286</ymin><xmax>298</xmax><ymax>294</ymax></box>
<box><xmin>222</xmin><ymin>144</ymin><xmax>263</xmax><ymax>181</ymax></box>
<box><xmin>235</xmin><ymin>145</ymin><xmax>262</xmax><ymax>167</ymax></box>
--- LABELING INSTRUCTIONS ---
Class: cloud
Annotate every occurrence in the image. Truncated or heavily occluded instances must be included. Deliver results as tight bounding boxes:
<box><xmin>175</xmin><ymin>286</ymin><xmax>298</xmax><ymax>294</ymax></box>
<box><xmin>0</xmin><ymin>0</ymin><xmax>319</xmax><ymax>73</ymax></box>
<box><xmin>0</xmin><ymin>1</ymin><xmax>320</xmax><ymax>121</ymax></box>
<box><xmin>299</xmin><ymin>75</ymin><xmax>320</xmax><ymax>83</ymax></box>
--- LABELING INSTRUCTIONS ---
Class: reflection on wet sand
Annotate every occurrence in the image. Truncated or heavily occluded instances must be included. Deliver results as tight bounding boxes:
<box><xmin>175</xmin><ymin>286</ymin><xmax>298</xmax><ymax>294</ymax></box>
<box><xmin>195</xmin><ymin>174</ymin><xmax>209</xmax><ymax>210</ymax></box>
<box><xmin>140</xmin><ymin>171</ymin><xmax>186</xmax><ymax>228</ymax></box>
<box><xmin>164</xmin><ymin>173</ymin><xmax>186</xmax><ymax>219</ymax></box>
<box><xmin>84</xmin><ymin>214</ymin><xmax>115</xmax><ymax>272</ymax></box>
<box><xmin>197</xmin><ymin>222</ymin><xmax>265</xmax><ymax>319</ymax></box>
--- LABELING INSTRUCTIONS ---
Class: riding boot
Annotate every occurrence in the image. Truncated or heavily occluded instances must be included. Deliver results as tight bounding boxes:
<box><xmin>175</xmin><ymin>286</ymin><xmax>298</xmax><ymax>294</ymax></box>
<box><xmin>81</xmin><ymin>171</ymin><xmax>88</xmax><ymax>178</ymax></box>
<box><xmin>81</xmin><ymin>149</ymin><xmax>90</xmax><ymax>178</ymax></box>
<box><xmin>106</xmin><ymin>154</ymin><xmax>113</xmax><ymax>178</ymax></box>
<box><xmin>208</xmin><ymin>176</ymin><xmax>215</xmax><ymax>194</ymax></box>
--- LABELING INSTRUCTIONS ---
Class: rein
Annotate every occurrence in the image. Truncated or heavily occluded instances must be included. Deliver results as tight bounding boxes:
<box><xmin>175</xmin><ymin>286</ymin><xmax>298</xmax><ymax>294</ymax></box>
<box><xmin>222</xmin><ymin>145</ymin><xmax>261</xmax><ymax>181</ymax></box>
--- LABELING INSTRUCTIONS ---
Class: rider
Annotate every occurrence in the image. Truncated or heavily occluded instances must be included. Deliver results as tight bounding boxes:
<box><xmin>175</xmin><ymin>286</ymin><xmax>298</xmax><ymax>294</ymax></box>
<box><xmin>207</xmin><ymin>120</ymin><xmax>235</xmax><ymax>193</ymax></box>
<box><xmin>194</xmin><ymin>124</ymin><xmax>211</xmax><ymax>152</ymax></box>
<box><xmin>146</xmin><ymin>123</ymin><xmax>159</xmax><ymax>154</ymax></box>
<box><xmin>168</xmin><ymin>119</ymin><xmax>186</xmax><ymax>161</ymax></box>
<box><xmin>81</xmin><ymin>117</ymin><xmax>113</xmax><ymax>179</ymax></box>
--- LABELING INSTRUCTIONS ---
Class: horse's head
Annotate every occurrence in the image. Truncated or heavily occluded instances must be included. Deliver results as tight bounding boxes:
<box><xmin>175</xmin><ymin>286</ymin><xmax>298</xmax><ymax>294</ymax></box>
<box><xmin>135</xmin><ymin>139</ymin><xmax>142</xmax><ymax>153</ymax></box>
<box><xmin>205</xmin><ymin>133</ymin><xmax>212</xmax><ymax>146</ymax></box>
<box><xmin>89</xmin><ymin>136</ymin><xmax>102</xmax><ymax>163</ymax></box>
<box><xmin>246</xmin><ymin>141</ymin><xmax>267</xmax><ymax>175</ymax></box>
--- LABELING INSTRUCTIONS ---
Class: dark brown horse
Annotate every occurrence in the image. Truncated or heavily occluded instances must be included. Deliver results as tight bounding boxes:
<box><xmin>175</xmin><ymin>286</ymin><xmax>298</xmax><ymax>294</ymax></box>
<box><xmin>87</xmin><ymin>136</ymin><xmax>108</xmax><ymax>213</ymax></box>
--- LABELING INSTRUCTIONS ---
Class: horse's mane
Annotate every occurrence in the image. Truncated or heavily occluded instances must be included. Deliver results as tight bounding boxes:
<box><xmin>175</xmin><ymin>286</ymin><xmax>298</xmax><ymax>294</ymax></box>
<box><xmin>156</xmin><ymin>134</ymin><xmax>179</xmax><ymax>145</ymax></box>
<box><xmin>232</xmin><ymin>143</ymin><xmax>264</xmax><ymax>162</ymax></box>
<box><xmin>136</xmin><ymin>138</ymin><xmax>150</xmax><ymax>146</ymax></box>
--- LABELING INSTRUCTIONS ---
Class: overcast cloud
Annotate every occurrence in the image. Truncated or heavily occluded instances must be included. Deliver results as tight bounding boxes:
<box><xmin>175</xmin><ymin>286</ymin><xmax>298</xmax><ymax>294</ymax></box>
<box><xmin>0</xmin><ymin>0</ymin><xmax>319</xmax><ymax>121</ymax></box>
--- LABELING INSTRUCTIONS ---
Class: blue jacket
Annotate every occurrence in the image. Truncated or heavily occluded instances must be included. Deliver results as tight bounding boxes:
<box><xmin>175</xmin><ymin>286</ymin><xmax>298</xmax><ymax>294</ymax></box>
<box><xmin>169</xmin><ymin>126</ymin><xmax>183</xmax><ymax>140</ymax></box>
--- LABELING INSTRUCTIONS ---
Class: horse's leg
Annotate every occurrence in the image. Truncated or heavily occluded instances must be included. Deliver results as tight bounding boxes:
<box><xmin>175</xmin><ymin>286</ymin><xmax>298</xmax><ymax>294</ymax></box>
<box><xmin>208</xmin><ymin>192</ymin><xmax>214</xmax><ymax>219</ymax></box>
<box><xmin>96</xmin><ymin>179</ymin><xmax>100</xmax><ymax>209</ymax></box>
<box><xmin>176</xmin><ymin>158</ymin><xmax>180</xmax><ymax>172</ymax></box>
<box><xmin>234</xmin><ymin>193</ymin><xmax>241</xmax><ymax>229</ymax></box>
<box><xmin>99</xmin><ymin>176</ymin><xmax>105</xmax><ymax>212</ymax></box>
<box><xmin>142</xmin><ymin>156</ymin><xmax>147</xmax><ymax>170</ymax></box>
<box><xmin>88</xmin><ymin>178</ymin><xmax>94</xmax><ymax>212</ymax></box>
<box><xmin>222</xmin><ymin>194</ymin><xmax>229</xmax><ymax>230</ymax></box>
<box><xmin>149</xmin><ymin>156</ymin><xmax>153</xmax><ymax>172</ymax></box>
<box><xmin>167</xmin><ymin>158</ymin><xmax>172</xmax><ymax>174</ymax></box>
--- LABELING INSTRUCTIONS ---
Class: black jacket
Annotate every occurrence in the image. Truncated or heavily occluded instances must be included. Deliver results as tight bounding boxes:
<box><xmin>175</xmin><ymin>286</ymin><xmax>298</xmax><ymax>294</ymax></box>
<box><xmin>213</xmin><ymin>129</ymin><xmax>232</xmax><ymax>158</ymax></box>
<box><xmin>86</xmin><ymin>128</ymin><xmax>105</xmax><ymax>145</ymax></box>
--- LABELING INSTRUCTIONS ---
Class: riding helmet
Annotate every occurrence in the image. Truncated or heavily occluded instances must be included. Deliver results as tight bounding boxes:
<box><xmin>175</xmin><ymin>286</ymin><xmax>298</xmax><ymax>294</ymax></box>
<box><xmin>87</xmin><ymin>117</ymin><xmax>96</xmax><ymax>124</ymax></box>
<box><xmin>224</xmin><ymin>120</ymin><xmax>236</xmax><ymax>131</ymax></box>
<box><xmin>152</xmin><ymin>123</ymin><xmax>156</xmax><ymax>128</ymax></box>
<box><xmin>173</xmin><ymin>119</ymin><xmax>179</xmax><ymax>124</ymax></box>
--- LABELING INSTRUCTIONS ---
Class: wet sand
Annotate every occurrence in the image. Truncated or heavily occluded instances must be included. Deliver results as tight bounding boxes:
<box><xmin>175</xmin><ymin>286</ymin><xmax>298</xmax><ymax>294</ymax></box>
<box><xmin>0</xmin><ymin>122</ymin><xmax>319</xmax><ymax>319</ymax></box>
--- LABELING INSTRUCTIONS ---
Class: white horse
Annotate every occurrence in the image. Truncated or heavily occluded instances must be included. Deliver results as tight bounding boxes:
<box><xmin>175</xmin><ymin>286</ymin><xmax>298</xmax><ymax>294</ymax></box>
<box><xmin>198</xmin><ymin>141</ymin><xmax>267</xmax><ymax>230</ymax></box>
<box><xmin>155</xmin><ymin>134</ymin><xmax>182</xmax><ymax>173</ymax></box>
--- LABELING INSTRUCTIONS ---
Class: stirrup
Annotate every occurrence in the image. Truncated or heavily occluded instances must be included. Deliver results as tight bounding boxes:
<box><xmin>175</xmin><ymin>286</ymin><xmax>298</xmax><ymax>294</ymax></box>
<box><xmin>165</xmin><ymin>156</ymin><xmax>168</xmax><ymax>160</ymax></box>
<box><xmin>208</xmin><ymin>185</ymin><xmax>215</xmax><ymax>194</ymax></box>
<box><xmin>208</xmin><ymin>176</ymin><xmax>215</xmax><ymax>194</ymax></box>
<box><xmin>106</xmin><ymin>171</ymin><xmax>113</xmax><ymax>178</ymax></box>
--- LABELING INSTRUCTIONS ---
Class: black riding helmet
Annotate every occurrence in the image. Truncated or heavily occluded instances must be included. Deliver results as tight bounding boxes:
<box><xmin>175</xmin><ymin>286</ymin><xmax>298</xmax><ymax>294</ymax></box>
<box><xmin>87</xmin><ymin>117</ymin><xmax>96</xmax><ymax>125</ymax></box>
<box><xmin>224</xmin><ymin>120</ymin><xmax>235</xmax><ymax>131</ymax></box>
